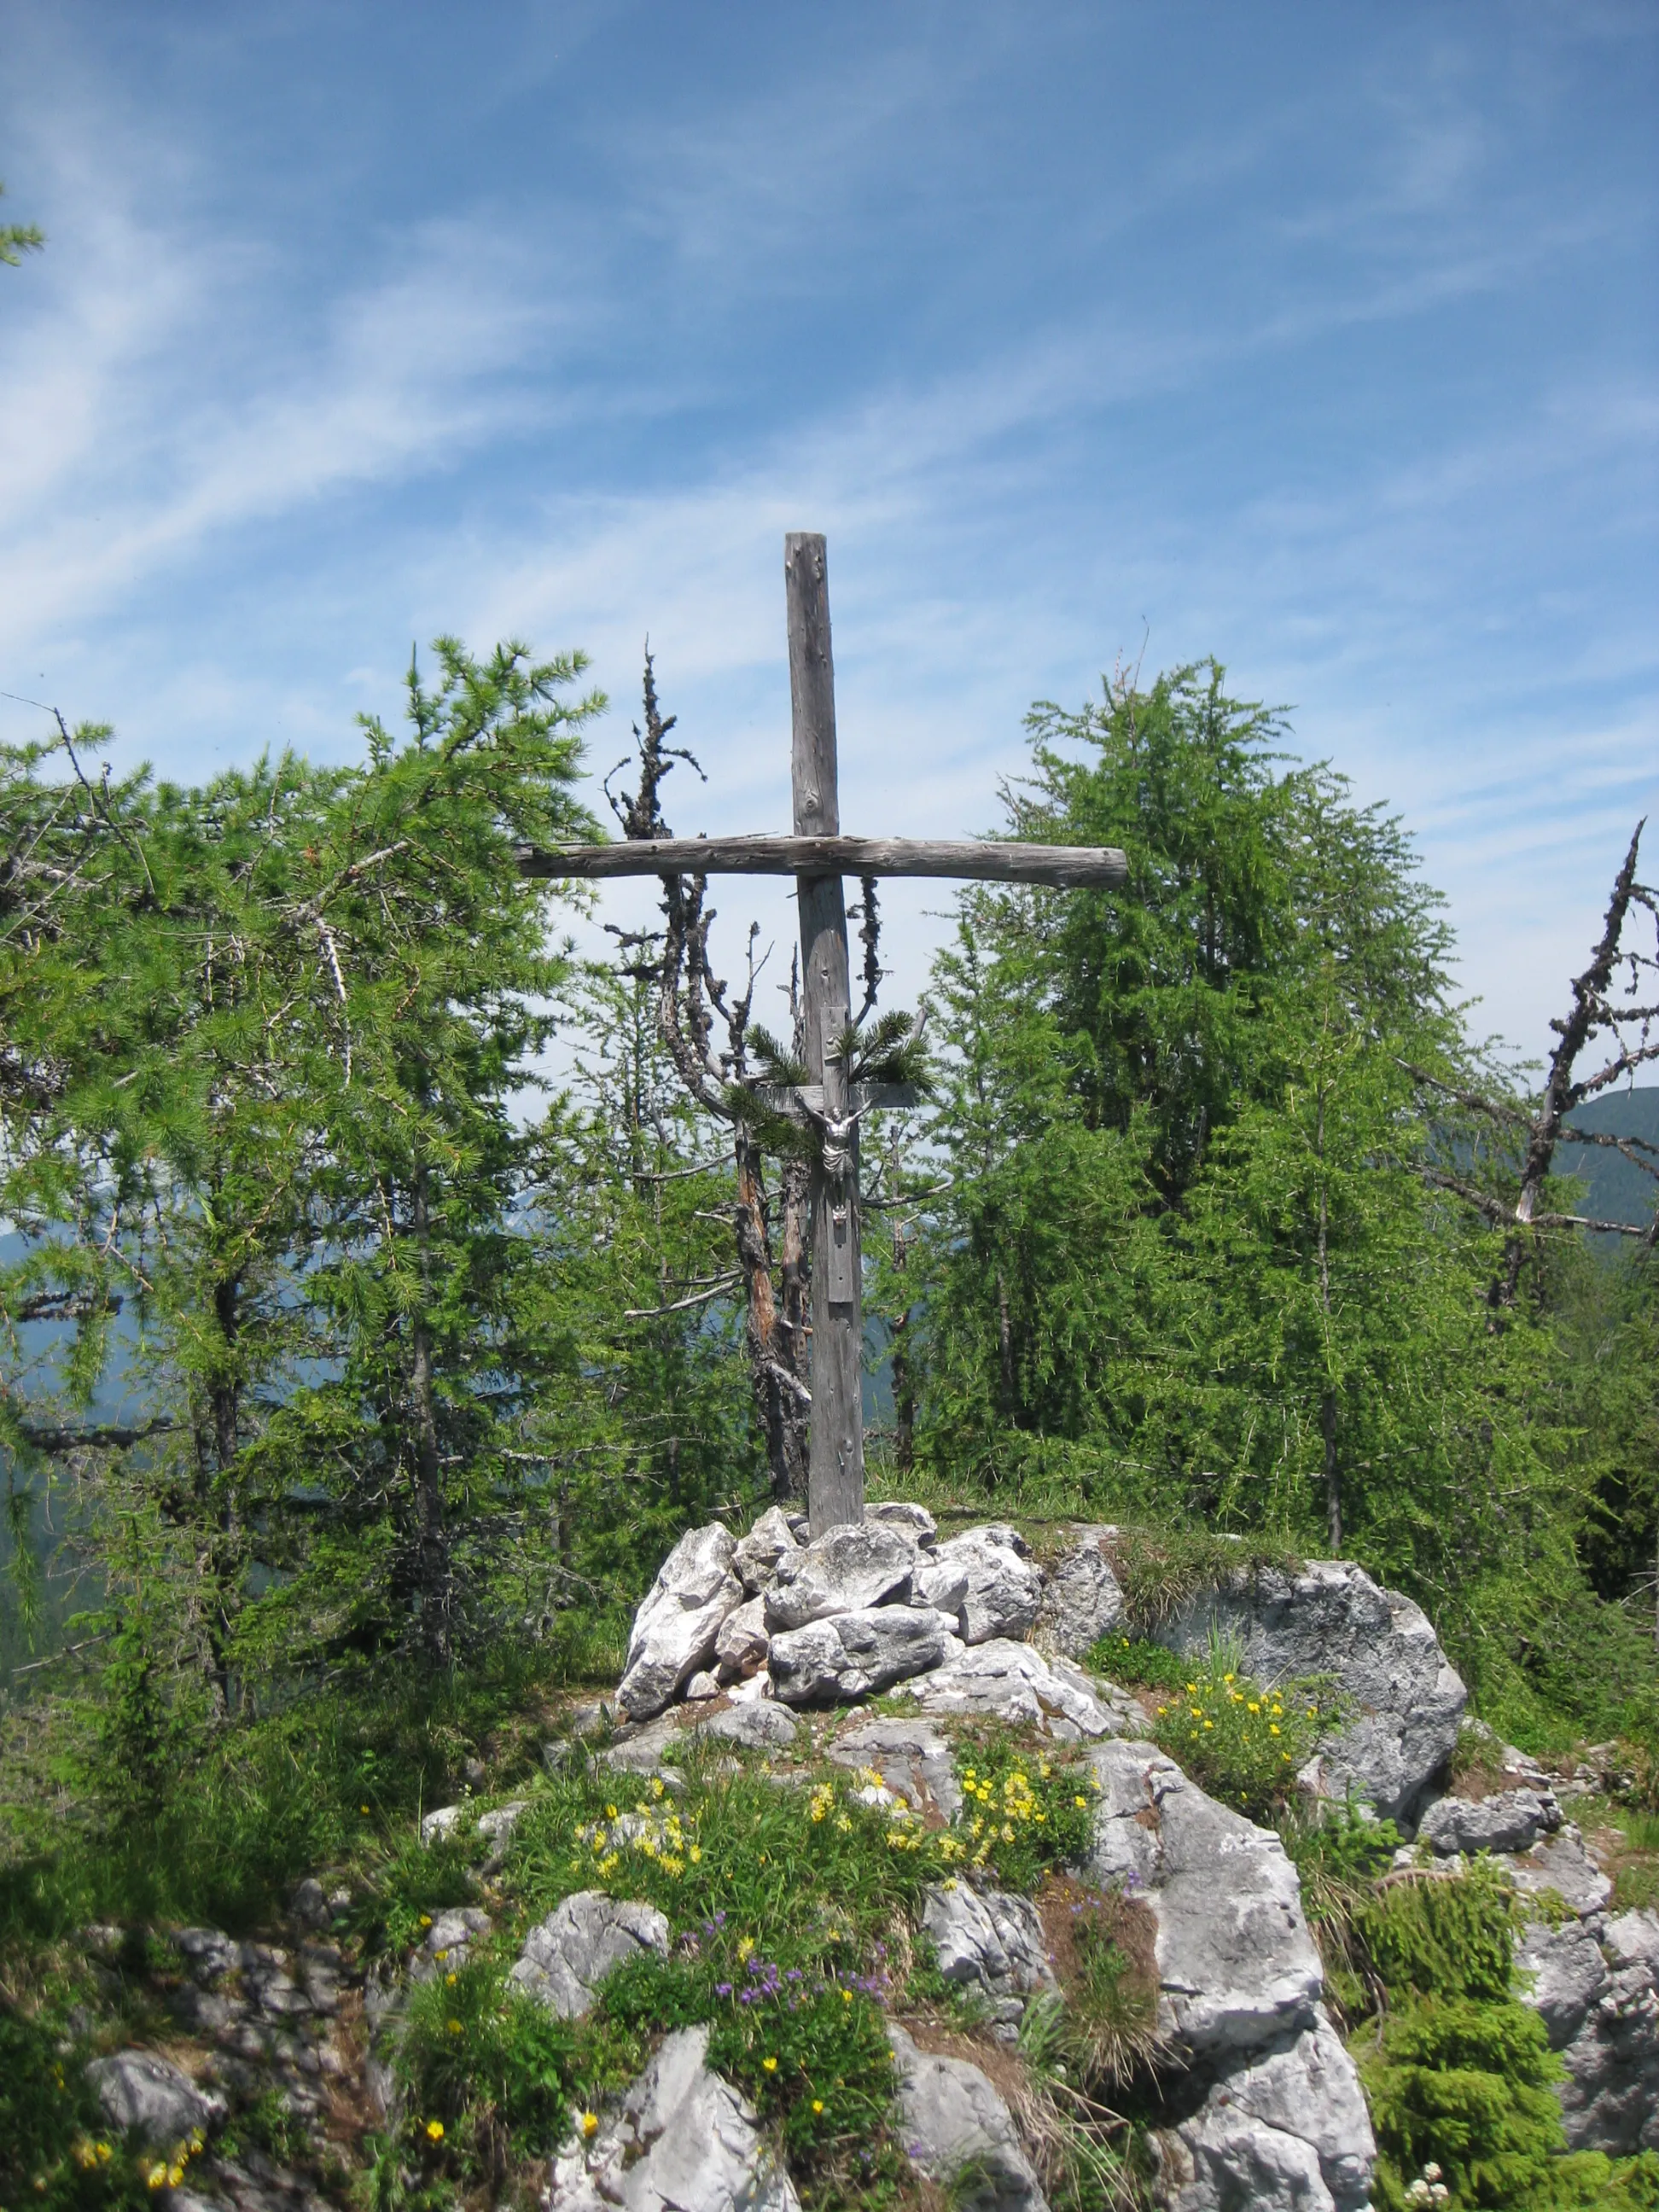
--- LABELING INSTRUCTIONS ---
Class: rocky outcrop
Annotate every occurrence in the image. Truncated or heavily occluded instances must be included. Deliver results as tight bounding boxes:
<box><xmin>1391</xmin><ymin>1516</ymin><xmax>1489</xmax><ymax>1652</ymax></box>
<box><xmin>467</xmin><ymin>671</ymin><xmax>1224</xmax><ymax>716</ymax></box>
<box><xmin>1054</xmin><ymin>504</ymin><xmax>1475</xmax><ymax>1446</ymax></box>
<box><xmin>509</xmin><ymin>1893</ymin><xmax>671</xmax><ymax>2018</ymax></box>
<box><xmin>917</xmin><ymin>1525</ymin><xmax>1043</xmax><ymax>1645</ymax></box>
<box><xmin>1418</xmin><ymin>1786</ymin><xmax>1560</xmax><ymax>1857</ymax></box>
<box><xmin>827</xmin><ymin>1714</ymin><xmax>963</xmax><ymax>1819</ymax></box>
<box><xmin>888</xmin><ymin>2022</ymin><xmax>1048</xmax><ymax>2212</ymax></box>
<box><xmin>549</xmin><ymin>2024</ymin><xmax>799</xmax><ymax>2212</ymax></box>
<box><xmin>1079</xmin><ymin>1740</ymin><xmax>1324</xmax><ymax>2061</ymax></box>
<box><xmin>88</xmin><ymin>2051</ymin><xmax>227</xmax><ymax>2148</ymax></box>
<box><xmin>765</xmin><ymin>1522</ymin><xmax>922</xmax><ymax>1631</ymax></box>
<box><xmin>1516</xmin><ymin>1888</ymin><xmax>1659</xmax><ymax>2156</ymax></box>
<box><xmin>769</xmin><ymin>1604</ymin><xmax>961</xmax><ymax>1703</ymax></box>
<box><xmin>1157</xmin><ymin>2011</ymin><xmax>1377</xmax><ymax>2212</ymax></box>
<box><xmin>1034</xmin><ymin>1528</ymin><xmax>1126</xmax><ymax>1658</ymax></box>
<box><xmin>731</xmin><ymin>1506</ymin><xmax>799</xmax><ymax>1594</ymax></box>
<box><xmin>901</xmin><ymin>1638</ymin><xmax>1142</xmax><ymax>1740</ymax></box>
<box><xmin>617</xmin><ymin>1525</ymin><xmax>745</xmax><ymax>1720</ymax></box>
<box><xmin>922</xmin><ymin>1883</ymin><xmax>1056</xmax><ymax>2035</ymax></box>
<box><xmin>1158</xmin><ymin>1558</ymin><xmax>1465</xmax><ymax>1827</ymax></box>
<box><xmin>1074</xmin><ymin>1739</ymin><xmax>1376</xmax><ymax>2209</ymax></box>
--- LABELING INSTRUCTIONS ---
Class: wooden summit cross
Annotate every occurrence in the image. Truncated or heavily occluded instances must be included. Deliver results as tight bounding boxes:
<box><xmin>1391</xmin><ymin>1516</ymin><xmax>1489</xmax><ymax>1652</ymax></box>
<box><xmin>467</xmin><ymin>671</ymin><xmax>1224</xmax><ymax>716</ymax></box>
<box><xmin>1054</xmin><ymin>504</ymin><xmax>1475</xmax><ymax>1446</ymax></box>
<box><xmin>520</xmin><ymin>533</ymin><xmax>1126</xmax><ymax>1537</ymax></box>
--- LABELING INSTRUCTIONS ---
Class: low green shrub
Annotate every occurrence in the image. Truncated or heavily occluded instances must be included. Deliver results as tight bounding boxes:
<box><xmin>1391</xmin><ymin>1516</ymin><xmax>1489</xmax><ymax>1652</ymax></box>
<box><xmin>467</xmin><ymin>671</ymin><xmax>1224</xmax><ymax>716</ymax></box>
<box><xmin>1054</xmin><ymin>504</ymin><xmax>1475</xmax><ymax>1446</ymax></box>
<box><xmin>1086</xmin><ymin>1635</ymin><xmax>1185</xmax><ymax>1692</ymax></box>
<box><xmin>946</xmin><ymin>1729</ymin><xmax>1098</xmax><ymax>1887</ymax></box>
<box><xmin>1352</xmin><ymin>1860</ymin><xmax>1514</xmax><ymax>2007</ymax></box>
<box><xmin>1150</xmin><ymin>1665</ymin><xmax>1325</xmax><ymax>1822</ymax></box>
<box><xmin>1357</xmin><ymin>1995</ymin><xmax>1566</xmax><ymax>2210</ymax></box>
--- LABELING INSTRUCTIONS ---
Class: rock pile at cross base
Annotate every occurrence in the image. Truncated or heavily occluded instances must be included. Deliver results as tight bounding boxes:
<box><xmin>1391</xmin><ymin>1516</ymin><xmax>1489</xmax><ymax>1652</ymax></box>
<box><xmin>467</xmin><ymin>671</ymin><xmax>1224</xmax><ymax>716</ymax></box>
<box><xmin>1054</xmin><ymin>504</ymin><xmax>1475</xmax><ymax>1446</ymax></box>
<box><xmin>77</xmin><ymin>1502</ymin><xmax>1659</xmax><ymax>2212</ymax></box>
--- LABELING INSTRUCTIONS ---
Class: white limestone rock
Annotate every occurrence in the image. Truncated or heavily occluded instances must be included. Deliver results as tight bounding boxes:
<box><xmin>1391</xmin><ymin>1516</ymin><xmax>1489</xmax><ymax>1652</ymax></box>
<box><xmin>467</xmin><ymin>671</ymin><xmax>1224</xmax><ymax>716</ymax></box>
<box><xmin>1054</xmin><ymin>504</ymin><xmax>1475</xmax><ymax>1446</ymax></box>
<box><xmin>617</xmin><ymin>1525</ymin><xmax>744</xmax><ymax>1721</ymax></box>
<box><xmin>1157</xmin><ymin>1558</ymin><xmax>1466</xmax><ymax>1827</ymax></box>
<box><xmin>888</xmin><ymin>2021</ymin><xmax>1048</xmax><ymax>2212</ymax></box>
<box><xmin>765</xmin><ymin>1522</ymin><xmax>920</xmax><ymax>1632</ymax></box>
<box><xmin>509</xmin><ymin>1892</ymin><xmax>671</xmax><ymax>2019</ymax></box>
<box><xmin>867</xmin><ymin>1501</ymin><xmax>938</xmax><ymax>1545</ymax></box>
<box><xmin>1035</xmin><ymin>1528</ymin><xmax>1126</xmax><ymax>1658</ymax></box>
<box><xmin>476</xmin><ymin>1802</ymin><xmax>527</xmax><ymax>1845</ymax></box>
<box><xmin>602</xmin><ymin>1714</ymin><xmax>686</xmax><ymax>1777</ymax></box>
<box><xmin>1159</xmin><ymin>2011</ymin><xmax>1375</xmax><ymax>2212</ymax></box>
<box><xmin>899</xmin><ymin>1638</ymin><xmax>1132</xmax><ymax>1739</ymax></box>
<box><xmin>917</xmin><ymin>1525</ymin><xmax>1042</xmax><ymax>1645</ymax></box>
<box><xmin>1518</xmin><ymin>1906</ymin><xmax>1659</xmax><ymax>2157</ymax></box>
<box><xmin>425</xmin><ymin>1906</ymin><xmax>491</xmax><ymax>1959</ymax></box>
<box><xmin>921</xmin><ymin>1883</ymin><xmax>1057</xmax><ymax>2020</ymax></box>
<box><xmin>1509</xmin><ymin>1824</ymin><xmax>1614</xmax><ymax>1917</ymax></box>
<box><xmin>1418</xmin><ymin>1788</ymin><xmax>1559</xmax><ymax>1857</ymax></box>
<box><xmin>731</xmin><ymin>1506</ymin><xmax>799</xmax><ymax>1596</ymax></box>
<box><xmin>86</xmin><ymin>2051</ymin><xmax>226</xmax><ymax>2148</ymax></box>
<box><xmin>549</xmin><ymin>2023</ymin><xmax>799</xmax><ymax>2212</ymax></box>
<box><xmin>713</xmin><ymin>1595</ymin><xmax>771</xmax><ymax>1682</ymax></box>
<box><xmin>696</xmin><ymin>1700</ymin><xmax>800</xmax><ymax>1750</ymax></box>
<box><xmin>828</xmin><ymin>1714</ymin><xmax>963</xmax><ymax>1820</ymax></box>
<box><xmin>768</xmin><ymin>1605</ymin><xmax>961</xmax><ymax>1704</ymax></box>
<box><xmin>1079</xmin><ymin>1739</ymin><xmax>1323</xmax><ymax>2062</ymax></box>
<box><xmin>1516</xmin><ymin>1915</ymin><xmax>1607</xmax><ymax>2048</ymax></box>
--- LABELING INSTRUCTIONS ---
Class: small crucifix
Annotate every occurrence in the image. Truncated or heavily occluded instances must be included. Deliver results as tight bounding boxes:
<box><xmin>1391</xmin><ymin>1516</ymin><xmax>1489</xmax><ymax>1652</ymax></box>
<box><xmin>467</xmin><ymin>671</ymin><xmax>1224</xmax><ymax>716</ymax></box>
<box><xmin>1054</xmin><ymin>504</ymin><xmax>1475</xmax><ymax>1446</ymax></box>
<box><xmin>520</xmin><ymin>533</ymin><xmax>1126</xmax><ymax>1537</ymax></box>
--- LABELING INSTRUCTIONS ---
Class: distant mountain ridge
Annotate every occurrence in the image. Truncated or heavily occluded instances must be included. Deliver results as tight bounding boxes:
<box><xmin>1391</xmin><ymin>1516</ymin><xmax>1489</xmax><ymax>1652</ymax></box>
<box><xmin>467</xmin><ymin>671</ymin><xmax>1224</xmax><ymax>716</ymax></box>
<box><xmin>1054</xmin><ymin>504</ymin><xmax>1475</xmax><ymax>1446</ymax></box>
<box><xmin>1556</xmin><ymin>1086</ymin><xmax>1659</xmax><ymax>1235</ymax></box>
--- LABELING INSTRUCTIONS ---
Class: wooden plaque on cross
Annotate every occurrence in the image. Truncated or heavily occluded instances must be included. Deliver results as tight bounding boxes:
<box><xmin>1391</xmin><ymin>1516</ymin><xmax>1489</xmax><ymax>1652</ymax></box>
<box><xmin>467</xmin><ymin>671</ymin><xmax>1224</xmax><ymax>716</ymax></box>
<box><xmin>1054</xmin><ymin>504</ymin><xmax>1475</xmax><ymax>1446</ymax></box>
<box><xmin>518</xmin><ymin>533</ymin><xmax>1127</xmax><ymax>1536</ymax></box>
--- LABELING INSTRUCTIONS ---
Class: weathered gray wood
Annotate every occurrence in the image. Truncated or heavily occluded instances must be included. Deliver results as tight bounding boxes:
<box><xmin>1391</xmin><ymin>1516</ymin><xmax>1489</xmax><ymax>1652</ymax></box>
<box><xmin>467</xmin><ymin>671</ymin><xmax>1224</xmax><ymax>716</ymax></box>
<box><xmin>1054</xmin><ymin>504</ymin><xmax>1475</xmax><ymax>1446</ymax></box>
<box><xmin>785</xmin><ymin>532</ymin><xmax>865</xmax><ymax>1538</ymax></box>
<box><xmin>516</xmin><ymin>834</ymin><xmax>1126</xmax><ymax>888</ymax></box>
<box><xmin>754</xmin><ymin>1082</ymin><xmax>920</xmax><ymax>1120</ymax></box>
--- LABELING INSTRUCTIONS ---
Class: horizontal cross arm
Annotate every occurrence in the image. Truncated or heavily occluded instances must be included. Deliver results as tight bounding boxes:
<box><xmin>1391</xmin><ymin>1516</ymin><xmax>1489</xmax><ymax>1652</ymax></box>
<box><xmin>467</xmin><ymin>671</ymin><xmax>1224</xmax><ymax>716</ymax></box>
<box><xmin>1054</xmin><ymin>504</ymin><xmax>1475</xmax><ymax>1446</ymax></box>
<box><xmin>754</xmin><ymin>1081</ymin><xmax>921</xmax><ymax>1121</ymax></box>
<box><xmin>515</xmin><ymin>834</ymin><xmax>1127</xmax><ymax>888</ymax></box>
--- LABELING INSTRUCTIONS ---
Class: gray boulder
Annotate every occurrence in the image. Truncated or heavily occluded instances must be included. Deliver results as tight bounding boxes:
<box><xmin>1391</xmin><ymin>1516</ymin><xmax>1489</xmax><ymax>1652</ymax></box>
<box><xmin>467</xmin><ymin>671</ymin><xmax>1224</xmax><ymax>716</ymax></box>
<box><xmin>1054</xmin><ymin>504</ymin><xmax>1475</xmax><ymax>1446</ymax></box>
<box><xmin>86</xmin><ymin>2051</ymin><xmax>226</xmax><ymax>2148</ymax></box>
<box><xmin>1534</xmin><ymin>1907</ymin><xmax>1659</xmax><ymax>2156</ymax></box>
<box><xmin>1418</xmin><ymin>1788</ymin><xmax>1559</xmax><ymax>1857</ymax></box>
<box><xmin>917</xmin><ymin>1525</ymin><xmax>1042</xmax><ymax>1645</ymax></box>
<box><xmin>765</xmin><ymin>1522</ymin><xmax>920</xmax><ymax>1632</ymax></box>
<box><xmin>510</xmin><ymin>1892</ymin><xmax>671</xmax><ymax>2019</ymax></box>
<box><xmin>1035</xmin><ymin>1528</ymin><xmax>1126</xmax><ymax>1658</ymax></box>
<box><xmin>1079</xmin><ymin>1740</ymin><xmax>1322</xmax><ymax>2061</ymax></box>
<box><xmin>888</xmin><ymin>2021</ymin><xmax>1048</xmax><ymax>2212</ymax></box>
<box><xmin>732</xmin><ymin>1506</ymin><xmax>798</xmax><ymax>1595</ymax></box>
<box><xmin>602</xmin><ymin>1714</ymin><xmax>686</xmax><ymax>1778</ymax></box>
<box><xmin>1158</xmin><ymin>1558</ymin><xmax>1465</xmax><ymax>1826</ymax></box>
<box><xmin>696</xmin><ymin>1700</ymin><xmax>800</xmax><ymax>1750</ymax></box>
<box><xmin>618</xmin><ymin>1525</ymin><xmax>744</xmax><ymax>1720</ymax></box>
<box><xmin>1159</xmin><ymin>2011</ymin><xmax>1375</xmax><ymax>2212</ymax></box>
<box><xmin>1509</xmin><ymin>1823</ymin><xmax>1613</xmax><ymax>1917</ymax></box>
<box><xmin>550</xmin><ymin>2023</ymin><xmax>799</xmax><ymax>2212</ymax></box>
<box><xmin>713</xmin><ymin>1595</ymin><xmax>771</xmax><ymax>1682</ymax></box>
<box><xmin>1517</xmin><ymin>1914</ymin><xmax>1608</xmax><ymax>2048</ymax></box>
<box><xmin>424</xmin><ymin>1906</ymin><xmax>491</xmax><ymax>1965</ymax></box>
<box><xmin>922</xmin><ymin>1883</ymin><xmax>1056</xmax><ymax>2028</ymax></box>
<box><xmin>828</xmin><ymin>1714</ymin><xmax>963</xmax><ymax>1820</ymax></box>
<box><xmin>769</xmin><ymin>1605</ymin><xmax>960</xmax><ymax>1703</ymax></box>
<box><xmin>899</xmin><ymin>1638</ymin><xmax>1135</xmax><ymax>1739</ymax></box>
<box><xmin>868</xmin><ymin>1501</ymin><xmax>938</xmax><ymax>1545</ymax></box>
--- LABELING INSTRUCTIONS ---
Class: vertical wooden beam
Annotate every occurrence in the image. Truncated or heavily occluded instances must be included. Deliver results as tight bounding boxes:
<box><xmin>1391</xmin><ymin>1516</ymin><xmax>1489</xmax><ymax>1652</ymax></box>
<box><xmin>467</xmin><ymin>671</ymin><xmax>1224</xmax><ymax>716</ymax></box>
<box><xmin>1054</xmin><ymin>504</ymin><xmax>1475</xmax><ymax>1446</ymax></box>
<box><xmin>784</xmin><ymin>531</ymin><xmax>864</xmax><ymax>1534</ymax></box>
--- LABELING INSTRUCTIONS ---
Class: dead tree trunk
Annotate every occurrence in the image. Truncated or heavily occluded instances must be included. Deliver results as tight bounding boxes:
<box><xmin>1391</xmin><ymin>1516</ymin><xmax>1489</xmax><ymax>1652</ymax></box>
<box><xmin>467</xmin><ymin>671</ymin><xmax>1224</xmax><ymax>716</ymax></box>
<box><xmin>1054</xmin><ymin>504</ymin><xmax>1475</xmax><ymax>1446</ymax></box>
<box><xmin>1413</xmin><ymin>821</ymin><xmax>1659</xmax><ymax>1301</ymax></box>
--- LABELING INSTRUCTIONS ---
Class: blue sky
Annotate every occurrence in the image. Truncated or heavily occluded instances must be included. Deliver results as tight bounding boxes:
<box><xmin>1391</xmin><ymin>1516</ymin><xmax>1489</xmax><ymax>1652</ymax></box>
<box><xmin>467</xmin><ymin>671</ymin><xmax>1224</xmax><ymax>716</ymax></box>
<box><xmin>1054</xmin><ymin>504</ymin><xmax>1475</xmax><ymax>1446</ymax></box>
<box><xmin>1</xmin><ymin>2</ymin><xmax>1655</xmax><ymax>1058</ymax></box>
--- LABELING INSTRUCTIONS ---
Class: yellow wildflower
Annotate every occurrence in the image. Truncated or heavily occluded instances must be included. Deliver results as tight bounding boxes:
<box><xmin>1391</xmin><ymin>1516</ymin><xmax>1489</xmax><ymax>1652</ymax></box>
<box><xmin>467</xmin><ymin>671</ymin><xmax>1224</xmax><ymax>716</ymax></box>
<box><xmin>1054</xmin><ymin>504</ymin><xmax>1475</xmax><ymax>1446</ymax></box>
<box><xmin>812</xmin><ymin>2099</ymin><xmax>824</xmax><ymax>2115</ymax></box>
<box><xmin>426</xmin><ymin>2120</ymin><xmax>445</xmax><ymax>2143</ymax></box>
<box><xmin>762</xmin><ymin>2056</ymin><xmax>778</xmax><ymax>2073</ymax></box>
<box><xmin>581</xmin><ymin>2112</ymin><xmax>600</xmax><ymax>2139</ymax></box>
